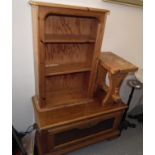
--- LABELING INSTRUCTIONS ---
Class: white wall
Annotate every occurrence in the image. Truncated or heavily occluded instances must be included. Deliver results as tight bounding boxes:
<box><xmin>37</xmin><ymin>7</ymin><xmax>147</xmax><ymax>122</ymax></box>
<box><xmin>13</xmin><ymin>0</ymin><xmax>143</xmax><ymax>131</ymax></box>
<box><xmin>13</xmin><ymin>0</ymin><xmax>35</xmax><ymax>131</ymax></box>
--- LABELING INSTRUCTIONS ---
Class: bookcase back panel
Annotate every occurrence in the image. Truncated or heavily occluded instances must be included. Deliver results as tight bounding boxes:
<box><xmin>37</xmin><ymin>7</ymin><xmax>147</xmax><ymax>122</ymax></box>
<box><xmin>45</xmin><ymin>15</ymin><xmax>98</xmax><ymax>37</ymax></box>
<box><xmin>45</xmin><ymin>72</ymin><xmax>90</xmax><ymax>92</ymax></box>
<box><xmin>45</xmin><ymin>43</ymin><xmax>94</xmax><ymax>66</ymax></box>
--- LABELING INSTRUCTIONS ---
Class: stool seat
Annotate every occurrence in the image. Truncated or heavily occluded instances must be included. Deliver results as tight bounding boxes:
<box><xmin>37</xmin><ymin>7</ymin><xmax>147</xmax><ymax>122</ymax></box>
<box><xmin>99</xmin><ymin>52</ymin><xmax>138</xmax><ymax>74</ymax></box>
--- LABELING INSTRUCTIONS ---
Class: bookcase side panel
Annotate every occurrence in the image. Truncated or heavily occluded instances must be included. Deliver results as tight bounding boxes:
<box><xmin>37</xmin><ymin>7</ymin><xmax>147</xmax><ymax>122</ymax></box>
<box><xmin>31</xmin><ymin>6</ymin><xmax>40</xmax><ymax>101</ymax></box>
<box><xmin>88</xmin><ymin>13</ymin><xmax>108</xmax><ymax>97</ymax></box>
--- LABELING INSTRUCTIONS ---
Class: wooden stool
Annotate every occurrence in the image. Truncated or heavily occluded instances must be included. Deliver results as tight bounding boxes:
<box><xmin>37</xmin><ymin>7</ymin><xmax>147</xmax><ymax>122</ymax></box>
<box><xmin>96</xmin><ymin>52</ymin><xmax>138</xmax><ymax>106</ymax></box>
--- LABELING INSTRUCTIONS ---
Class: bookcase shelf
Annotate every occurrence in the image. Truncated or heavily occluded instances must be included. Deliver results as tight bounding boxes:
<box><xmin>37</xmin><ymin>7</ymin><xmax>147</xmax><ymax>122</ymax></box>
<box><xmin>45</xmin><ymin>63</ymin><xmax>91</xmax><ymax>76</ymax></box>
<box><xmin>43</xmin><ymin>34</ymin><xmax>96</xmax><ymax>43</ymax></box>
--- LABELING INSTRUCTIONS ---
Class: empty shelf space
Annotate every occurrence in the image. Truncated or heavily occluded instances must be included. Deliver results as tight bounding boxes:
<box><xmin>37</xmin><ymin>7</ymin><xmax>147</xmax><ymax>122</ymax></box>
<box><xmin>45</xmin><ymin>89</ymin><xmax>92</xmax><ymax>110</ymax></box>
<box><xmin>45</xmin><ymin>63</ymin><xmax>91</xmax><ymax>76</ymax></box>
<box><xmin>43</xmin><ymin>34</ymin><xmax>96</xmax><ymax>43</ymax></box>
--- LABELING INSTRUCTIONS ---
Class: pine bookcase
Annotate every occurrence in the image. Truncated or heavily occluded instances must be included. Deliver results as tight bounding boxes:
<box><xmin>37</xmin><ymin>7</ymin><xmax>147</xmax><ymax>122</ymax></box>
<box><xmin>29</xmin><ymin>1</ymin><xmax>138</xmax><ymax>154</ymax></box>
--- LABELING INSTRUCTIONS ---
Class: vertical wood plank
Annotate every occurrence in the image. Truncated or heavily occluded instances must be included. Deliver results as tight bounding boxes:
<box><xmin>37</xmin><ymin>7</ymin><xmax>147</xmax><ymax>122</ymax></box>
<box><xmin>88</xmin><ymin>13</ymin><xmax>108</xmax><ymax>97</ymax></box>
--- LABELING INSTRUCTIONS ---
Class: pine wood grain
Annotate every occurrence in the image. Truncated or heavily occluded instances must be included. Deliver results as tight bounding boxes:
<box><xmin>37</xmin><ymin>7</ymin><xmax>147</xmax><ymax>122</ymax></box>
<box><xmin>43</xmin><ymin>34</ymin><xmax>96</xmax><ymax>43</ymax></box>
<box><xmin>45</xmin><ymin>63</ymin><xmax>91</xmax><ymax>76</ymax></box>
<box><xmin>29</xmin><ymin>1</ymin><xmax>110</xmax><ymax>13</ymax></box>
<box><xmin>45</xmin><ymin>43</ymin><xmax>94</xmax><ymax>66</ymax></box>
<box><xmin>32</xmin><ymin>96</ymin><xmax>127</xmax><ymax>130</ymax></box>
<box><xmin>99</xmin><ymin>52</ymin><xmax>138</xmax><ymax>74</ymax></box>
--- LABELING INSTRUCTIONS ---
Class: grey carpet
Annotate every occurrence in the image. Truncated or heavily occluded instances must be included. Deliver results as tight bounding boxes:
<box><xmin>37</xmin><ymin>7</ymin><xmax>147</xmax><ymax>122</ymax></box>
<box><xmin>67</xmin><ymin>119</ymin><xmax>143</xmax><ymax>155</ymax></box>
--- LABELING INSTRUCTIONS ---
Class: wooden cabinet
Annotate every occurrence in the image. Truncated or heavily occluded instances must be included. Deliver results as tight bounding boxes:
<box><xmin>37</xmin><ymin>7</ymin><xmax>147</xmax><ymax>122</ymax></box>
<box><xmin>30</xmin><ymin>1</ymin><xmax>138</xmax><ymax>154</ymax></box>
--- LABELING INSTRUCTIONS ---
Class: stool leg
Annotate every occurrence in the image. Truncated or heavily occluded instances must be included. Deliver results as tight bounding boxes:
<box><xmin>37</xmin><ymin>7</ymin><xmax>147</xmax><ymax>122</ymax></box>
<box><xmin>102</xmin><ymin>72</ymin><xmax>127</xmax><ymax>105</ymax></box>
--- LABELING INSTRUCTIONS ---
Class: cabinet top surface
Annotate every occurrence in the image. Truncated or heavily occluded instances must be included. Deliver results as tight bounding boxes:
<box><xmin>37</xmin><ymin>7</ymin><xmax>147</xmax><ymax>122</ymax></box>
<box><xmin>29</xmin><ymin>0</ymin><xmax>110</xmax><ymax>13</ymax></box>
<box><xmin>33</xmin><ymin>96</ymin><xmax>127</xmax><ymax>130</ymax></box>
<box><xmin>99</xmin><ymin>52</ymin><xmax>138</xmax><ymax>74</ymax></box>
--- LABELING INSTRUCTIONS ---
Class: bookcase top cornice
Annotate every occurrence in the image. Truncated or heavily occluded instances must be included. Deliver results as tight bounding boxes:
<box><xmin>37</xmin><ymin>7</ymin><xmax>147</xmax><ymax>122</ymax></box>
<box><xmin>29</xmin><ymin>0</ymin><xmax>110</xmax><ymax>13</ymax></box>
